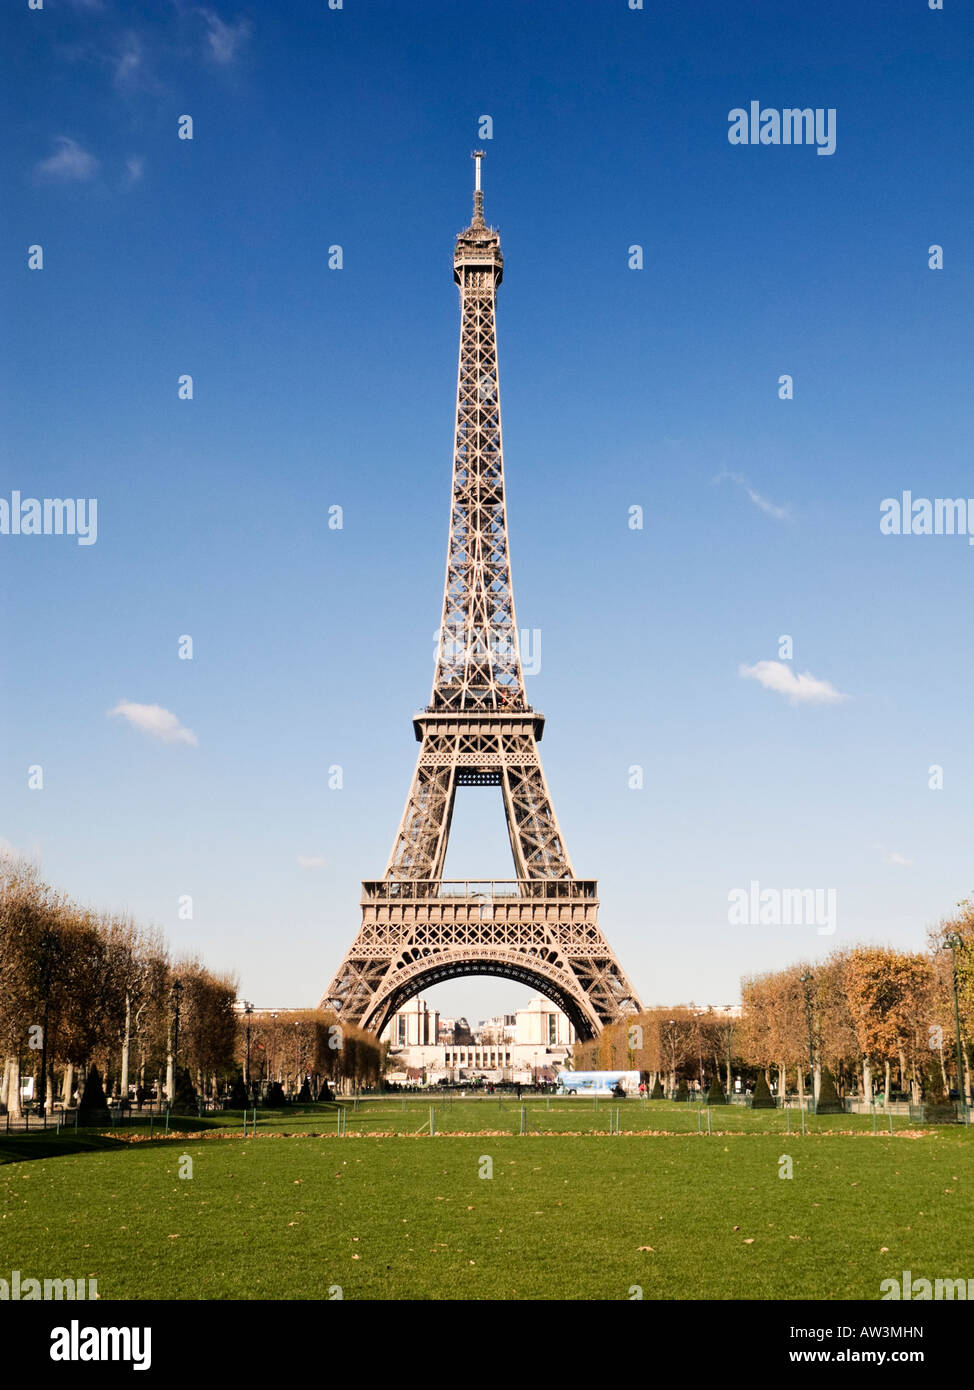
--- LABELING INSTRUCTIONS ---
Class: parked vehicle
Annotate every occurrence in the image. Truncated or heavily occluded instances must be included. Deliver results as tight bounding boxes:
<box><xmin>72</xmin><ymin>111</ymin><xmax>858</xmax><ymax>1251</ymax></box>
<box><xmin>555</xmin><ymin>1070</ymin><xmax>640</xmax><ymax>1097</ymax></box>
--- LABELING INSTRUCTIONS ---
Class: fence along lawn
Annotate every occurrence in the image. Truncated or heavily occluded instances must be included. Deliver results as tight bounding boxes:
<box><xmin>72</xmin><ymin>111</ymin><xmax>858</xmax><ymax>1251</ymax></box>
<box><xmin>121</xmin><ymin>1096</ymin><xmax>970</xmax><ymax>1137</ymax></box>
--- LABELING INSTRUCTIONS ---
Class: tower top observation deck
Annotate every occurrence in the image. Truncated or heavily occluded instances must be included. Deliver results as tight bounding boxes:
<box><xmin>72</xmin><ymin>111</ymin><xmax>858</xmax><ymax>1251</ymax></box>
<box><xmin>455</xmin><ymin>150</ymin><xmax>503</xmax><ymax>284</ymax></box>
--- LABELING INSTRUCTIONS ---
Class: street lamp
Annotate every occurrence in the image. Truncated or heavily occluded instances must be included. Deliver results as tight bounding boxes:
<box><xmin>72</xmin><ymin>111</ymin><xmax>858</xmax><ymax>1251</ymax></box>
<box><xmin>800</xmin><ymin>972</ymin><xmax>814</xmax><ymax>1106</ymax></box>
<box><xmin>243</xmin><ymin>1001</ymin><xmax>254</xmax><ymax>1091</ymax></box>
<box><xmin>170</xmin><ymin>979</ymin><xmax>184</xmax><ymax>1102</ymax></box>
<box><xmin>944</xmin><ymin>933</ymin><xmax>967</xmax><ymax>1108</ymax></box>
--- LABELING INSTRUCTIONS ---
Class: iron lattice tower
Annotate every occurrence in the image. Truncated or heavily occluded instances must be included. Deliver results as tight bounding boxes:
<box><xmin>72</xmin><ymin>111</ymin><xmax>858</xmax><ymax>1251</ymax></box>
<box><xmin>320</xmin><ymin>154</ymin><xmax>642</xmax><ymax>1039</ymax></box>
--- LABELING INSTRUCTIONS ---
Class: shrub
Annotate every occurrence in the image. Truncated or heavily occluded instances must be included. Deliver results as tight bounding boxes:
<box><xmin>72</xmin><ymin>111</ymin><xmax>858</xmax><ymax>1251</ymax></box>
<box><xmin>650</xmin><ymin>1077</ymin><xmax>665</xmax><ymax>1099</ymax></box>
<box><xmin>706</xmin><ymin>1074</ymin><xmax>727</xmax><ymax>1105</ymax></box>
<box><xmin>227</xmin><ymin>1077</ymin><xmax>249</xmax><ymax>1109</ymax></box>
<box><xmin>750</xmin><ymin>1073</ymin><xmax>776</xmax><ymax>1110</ymax></box>
<box><xmin>264</xmin><ymin>1081</ymin><xmax>287</xmax><ymax>1108</ymax></box>
<box><xmin>815</xmin><ymin>1066</ymin><xmax>844</xmax><ymax>1115</ymax></box>
<box><xmin>173</xmin><ymin>1067</ymin><xmax>198</xmax><ymax>1114</ymax></box>
<box><xmin>78</xmin><ymin>1065</ymin><xmax>110</xmax><ymax>1125</ymax></box>
<box><xmin>923</xmin><ymin>1064</ymin><xmax>957</xmax><ymax>1124</ymax></box>
<box><xmin>673</xmin><ymin>1079</ymin><xmax>690</xmax><ymax>1102</ymax></box>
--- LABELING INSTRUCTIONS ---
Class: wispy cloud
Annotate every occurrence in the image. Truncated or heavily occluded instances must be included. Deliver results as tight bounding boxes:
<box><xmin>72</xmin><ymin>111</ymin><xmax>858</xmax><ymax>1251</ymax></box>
<box><xmin>109</xmin><ymin>701</ymin><xmax>198</xmax><ymax>746</ymax></box>
<box><xmin>885</xmin><ymin>851</ymin><xmax>913</xmax><ymax>867</ymax></box>
<box><xmin>124</xmin><ymin>155</ymin><xmax>145</xmax><ymax>185</ymax></box>
<box><xmin>34</xmin><ymin>136</ymin><xmax>99</xmax><ymax>184</ymax></box>
<box><xmin>297</xmin><ymin>855</ymin><xmax>326</xmax><ymax>871</ymax></box>
<box><xmin>112</xmin><ymin>32</ymin><xmax>145</xmax><ymax>89</ymax></box>
<box><xmin>717</xmin><ymin>470</ymin><xmax>792</xmax><ymax>521</ymax></box>
<box><xmin>739</xmin><ymin>660</ymin><xmax>849</xmax><ymax>706</ymax></box>
<box><xmin>200</xmin><ymin>9</ymin><xmax>252</xmax><ymax>66</ymax></box>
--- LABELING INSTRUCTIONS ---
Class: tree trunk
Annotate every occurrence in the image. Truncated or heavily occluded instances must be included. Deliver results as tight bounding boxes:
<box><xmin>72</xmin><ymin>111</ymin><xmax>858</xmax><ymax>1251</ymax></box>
<box><xmin>62</xmin><ymin>1061</ymin><xmax>75</xmax><ymax>1107</ymax></box>
<box><xmin>939</xmin><ymin>1044</ymin><xmax>949</xmax><ymax>1095</ymax></box>
<box><xmin>863</xmin><ymin>1058</ymin><xmax>872</xmax><ymax>1103</ymax></box>
<box><xmin>813</xmin><ymin>1062</ymin><xmax>821</xmax><ymax>1103</ymax></box>
<box><xmin>903</xmin><ymin>1048</ymin><xmax>920</xmax><ymax>1105</ymax></box>
<box><xmin>1</xmin><ymin>1057</ymin><xmax>10</xmax><ymax>1113</ymax></box>
<box><xmin>120</xmin><ymin>993</ymin><xmax>132</xmax><ymax>1100</ymax></box>
<box><xmin>6</xmin><ymin>1057</ymin><xmax>22</xmax><ymax>1119</ymax></box>
<box><xmin>884</xmin><ymin>1058</ymin><xmax>891</xmax><ymax>1106</ymax></box>
<box><xmin>778</xmin><ymin>1062</ymin><xmax>786</xmax><ymax>1101</ymax></box>
<box><xmin>166</xmin><ymin>1021</ymin><xmax>175</xmax><ymax>1103</ymax></box>
<box><xmin>796</xmin><ymin>1066</ymin><xmax>805</xmax><ymax>1105</ymax></box>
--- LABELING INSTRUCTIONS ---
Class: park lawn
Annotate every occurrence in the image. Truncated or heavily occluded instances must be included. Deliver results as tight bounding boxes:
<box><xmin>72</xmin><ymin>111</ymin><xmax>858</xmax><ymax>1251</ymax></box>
<box><xmin>10</xmin><ymin>1097</ymin><xmax>926</xmax><ymax>1141</ymax></box>
<box><xmin>0</xmin><ymin>1127</ymin><xmax>971</xmax><ymax>1300</ymax></box>
<box><xmin>309</xmin><ymin>1096</ymin><xmax>908</xmax><ymax>1136</ymax></box>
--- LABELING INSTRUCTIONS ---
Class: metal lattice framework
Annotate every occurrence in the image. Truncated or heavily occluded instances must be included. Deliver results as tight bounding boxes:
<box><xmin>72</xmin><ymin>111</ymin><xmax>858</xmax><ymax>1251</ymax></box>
<box><xmin>320</xmin><ymin>155</ymin><xmax>642</xmax><ymax>1041</ymax></box>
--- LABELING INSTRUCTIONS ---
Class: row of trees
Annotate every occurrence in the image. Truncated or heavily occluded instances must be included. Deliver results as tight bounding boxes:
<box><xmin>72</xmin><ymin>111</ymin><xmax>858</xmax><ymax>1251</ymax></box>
<box><xmin>241</xmin><ymin>1009</ymin><xmax>383</xmax><ymax>1097</ymax></box>
<box><xmin>0</xmin><ymin>861</ymin><xmax>381</xmax><ymax>1116</ymax></box>
<box><xmin>575</xmin><ymin>905</ymin><xmax>974</xmax><ymax>1105</ymax></box>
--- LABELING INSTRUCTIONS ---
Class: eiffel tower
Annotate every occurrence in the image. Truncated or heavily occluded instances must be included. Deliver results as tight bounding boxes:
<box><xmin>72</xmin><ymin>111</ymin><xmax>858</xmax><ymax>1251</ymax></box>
<box><xmin>320</xmin><ymin>153</ymin><xmax>642</xmax><ymax>1040</ymax></box>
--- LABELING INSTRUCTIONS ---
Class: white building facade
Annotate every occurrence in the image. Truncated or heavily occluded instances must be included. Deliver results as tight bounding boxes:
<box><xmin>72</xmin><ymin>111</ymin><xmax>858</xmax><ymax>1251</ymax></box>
<box><xmin>381</xmin><ymin>995</ymin><xmax>576</xmax><ymax>1083</ymax></box>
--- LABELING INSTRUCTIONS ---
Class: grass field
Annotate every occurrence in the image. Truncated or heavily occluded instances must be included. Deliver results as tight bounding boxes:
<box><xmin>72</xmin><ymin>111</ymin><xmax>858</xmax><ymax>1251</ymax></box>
<box><xmin>1</xmin><ymin>1100</ymin><xmax>971</xmax><ymax>1300</ymax></box>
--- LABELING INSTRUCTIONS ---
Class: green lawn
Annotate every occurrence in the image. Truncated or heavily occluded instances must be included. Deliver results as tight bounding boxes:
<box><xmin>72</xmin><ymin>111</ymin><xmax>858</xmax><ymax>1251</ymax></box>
<box><xmin>13</xmin><ymin>1095</ymin><xmax>944</xmax><ymax>1139</ymax></box>
<box><xmin>1</xmin><ymin>1102</ymin><xmax>970</xmax><ymax>1299</ymax></box>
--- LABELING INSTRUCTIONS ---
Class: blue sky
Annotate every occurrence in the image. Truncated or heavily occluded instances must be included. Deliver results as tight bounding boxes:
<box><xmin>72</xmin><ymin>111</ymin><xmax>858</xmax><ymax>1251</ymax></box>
<box><xmin>2</xmin><ymin>0</ymin><xmax>972</xmax><ymax>1023</ymax></box>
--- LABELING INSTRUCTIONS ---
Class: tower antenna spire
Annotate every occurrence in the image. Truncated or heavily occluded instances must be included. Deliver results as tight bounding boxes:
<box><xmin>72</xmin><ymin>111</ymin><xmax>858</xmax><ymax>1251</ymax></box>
<box><xmin>471</xmin><ymin>149</ymin><xmax>485</xmax><ymax>225</ymax></box>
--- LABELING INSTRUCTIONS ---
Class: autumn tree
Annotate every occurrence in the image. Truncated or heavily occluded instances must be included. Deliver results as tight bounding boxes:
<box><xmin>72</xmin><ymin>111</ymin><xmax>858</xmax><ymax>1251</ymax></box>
<box><xmin>845</xmin><ymin>947</ymin><xmax>933</xmax><ymax>1104</ymax></box>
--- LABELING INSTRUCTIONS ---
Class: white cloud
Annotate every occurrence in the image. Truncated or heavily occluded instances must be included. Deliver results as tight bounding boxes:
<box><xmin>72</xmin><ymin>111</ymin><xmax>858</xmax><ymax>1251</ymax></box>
<box><xmin>201</xmin><ymin>10</ymin><xmax>252</xmax><ymax>65</ymax></box>
<box><xmin>739</xmin><ymin>660</ymin><xmax>849</xmax><ymax>706</ymax></box>
<box><xmin>718</xmin><ymin>470</ymin><xmax>792</xmax><ymax>521</ymax></box>
<box><xmin>109</xmin><ymin>701</ymin><xmax>198</xmax><ymax>746</ymax></box>
<box><xmin>125</xmin><ymin>155</ymin><xmax>145</xmax><ymax>185</ymax></box>
<box><xmin>34</xmin><ymin>136</ymin><xmax>99</xmax><ymax>184</ymax></box>
<box><xmin>113</xmin><ymin>33</ymin><xmax>144</xmax><ymax>88</ymax></box>
<box><xmin>297</xmin><ymin>855</ymin><xmax>326</xmax><ymax>870</ymax></box>
<box><xmin>885</xmin><ymin>851</ymin><xmax>913</xmax><ymax>867</ymax></box>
